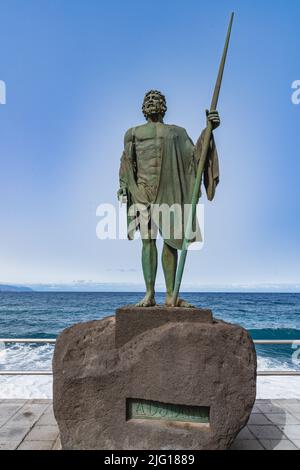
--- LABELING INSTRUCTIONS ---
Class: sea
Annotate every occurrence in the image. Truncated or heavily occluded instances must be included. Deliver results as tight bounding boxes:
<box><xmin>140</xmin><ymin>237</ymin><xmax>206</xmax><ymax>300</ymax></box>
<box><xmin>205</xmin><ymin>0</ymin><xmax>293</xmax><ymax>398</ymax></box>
<box><xmin>0</xmin><ymin>292</ymin><xmax>300</xmax><ymax>399</ymax></box>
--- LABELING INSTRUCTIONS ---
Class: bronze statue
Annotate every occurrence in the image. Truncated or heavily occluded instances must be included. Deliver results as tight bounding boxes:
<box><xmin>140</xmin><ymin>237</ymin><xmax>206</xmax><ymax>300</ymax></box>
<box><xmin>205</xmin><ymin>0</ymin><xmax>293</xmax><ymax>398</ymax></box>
<box><xmin>118</xmin><ymin>90</ymin><xmax>220</xmax><ymax>307</ymax></box>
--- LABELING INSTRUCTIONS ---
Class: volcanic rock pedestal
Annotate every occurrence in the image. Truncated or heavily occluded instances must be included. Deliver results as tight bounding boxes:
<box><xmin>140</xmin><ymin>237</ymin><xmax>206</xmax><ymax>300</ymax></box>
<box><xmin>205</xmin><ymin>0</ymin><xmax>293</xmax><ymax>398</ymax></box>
<box><xmin>53</xmin><ymin>306</ymin><xmax>257</xmax><ymax>450</ymax></box>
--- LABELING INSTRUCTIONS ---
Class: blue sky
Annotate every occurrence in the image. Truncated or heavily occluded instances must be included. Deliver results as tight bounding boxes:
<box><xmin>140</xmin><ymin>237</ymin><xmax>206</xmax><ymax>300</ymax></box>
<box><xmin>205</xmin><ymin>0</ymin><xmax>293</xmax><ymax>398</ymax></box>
<box><xmin>0</xmin><ymin>0</ymin><xmax>299</xmax><ymax>290</ymax></box>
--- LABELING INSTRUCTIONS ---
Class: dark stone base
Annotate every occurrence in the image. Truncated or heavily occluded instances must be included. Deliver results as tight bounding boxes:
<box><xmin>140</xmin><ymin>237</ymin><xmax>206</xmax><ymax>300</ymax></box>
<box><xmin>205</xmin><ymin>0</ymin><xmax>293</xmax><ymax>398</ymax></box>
<box><xmin>53</xmin><ymin>306</ymin><xmax>257</xmax><ymax>450</ymax></box>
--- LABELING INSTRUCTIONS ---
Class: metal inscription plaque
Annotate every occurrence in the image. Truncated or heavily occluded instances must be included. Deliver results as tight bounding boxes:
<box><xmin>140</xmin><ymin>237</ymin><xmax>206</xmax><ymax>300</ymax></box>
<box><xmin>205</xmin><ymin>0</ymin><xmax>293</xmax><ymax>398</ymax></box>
<box><xmin>126</xmin><ymin>398</ymin><xmax>209</xmax><ymax>424</ymax></box>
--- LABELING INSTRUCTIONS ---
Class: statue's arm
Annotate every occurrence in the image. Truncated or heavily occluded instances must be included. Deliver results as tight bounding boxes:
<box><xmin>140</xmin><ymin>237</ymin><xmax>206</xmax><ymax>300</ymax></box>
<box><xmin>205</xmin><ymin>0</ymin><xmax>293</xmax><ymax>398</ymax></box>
<box><xmin>118</xmin><ymin>129</ymin><xmax>133</xmax><ymax>199</ymax></box>
<box><xmin>193</xmin><ymin>110</ymin><xmax>220</xmax><ymax>167</ymax></box>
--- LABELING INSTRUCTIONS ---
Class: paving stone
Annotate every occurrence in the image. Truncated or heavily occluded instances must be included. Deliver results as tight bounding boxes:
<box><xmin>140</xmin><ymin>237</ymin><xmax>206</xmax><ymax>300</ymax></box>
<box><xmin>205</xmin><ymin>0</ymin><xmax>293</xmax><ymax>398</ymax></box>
<box><xmin>0</xmin><ymin>441</ymin><xmax>19</xmax><ymax>450</ymax></box>
<box><xmin>0</xmin><ymin>403</ymin><xmax>24</xmax><ymax>427</ymax></box>
<box><xmin>247</xmin><ymin>413</ymin><xmax>271</xmax><ymax>425</ymax></box>
<box><xmin>248</xmin><ymin>424</ymin><xmax>284</xmax><ymax>440</ymax></box>
<box><xmin>36</xmin><ymin>409</ymin><xmax>57</xmax><ymax>426</ymax></box>
<box><xmin>0</xmin><ymin>402</ymin><xmax>48</xmax><ymax>444</ymax></box>
<box><xmin>272</xmin><ymin>399</ymin><xmax>300</xmax><ymax>406</ymax></box>
<box><xmin>285</xmin><ymin>405</ymin><xmax>300</xmax><ymax>415</ymax></box>
<box><xmin>0</xmin><ymin>401</ymin><xmax>59</xmax><ymax>451</ymax></box>
<box><xmin>268</xmin><ymin>401</ymin><xmax>291</xmax><ymax>411</ymax></box>
<box><xmin>279</xmin><ymin>424</ymin><xmax>300</xmax><ymax>441</ymax></box>
<box><xmin>25</xmin><ymin>425</ymin><xmax>58</xmax><ymax>441</ymax></box>
<box><xmin>265</xmin><ymin>413</ymin><xmax>300</xmax><ymax>425</ymax></box>
<box><xmin>0</xmin><ymin>425</ymin><xmax>30</xmax><ymax>442</ymax></box>
<box><xmin>259</xmin><ymin>439</ymin><xmax>298</xmax><ymax>450</ymax></box>
<box><xmin>235</xmin><ymin>427</ymin><xmax>256</xmax><ymax>439</ymax></box>
<box><xmin>251</xmin><ymin>405</ymin><xmax>261</xmax><ymax>413</ymax></box>
<box><xmin>18</xmin><ymin>440</ymin><xmax>54</xmax><ymax>450</ymax></box>
<box><xmin>255</xmin><ymin>399</ymin><xmax>271</xmax><ymax>404</ymax></box>
<box><xmin>27</xmin><ymin>399</ymin><xmax>52</xmax><ymax>405</ymax></box>
<box><xmin>230</xmin><ymin>439</ymin><xmax>264</xmax><ymax>450</ymax></box>
<box><xmin>52</xmin><ymin>435</ymin><xmax>62</xmax><ymax>450</ymax></box>
<box><xmin>256</xmin><ymin>403</ymin><xmax>287</xmax><ymax>414</ymax></box>
<box><xmin>290</xmin><ymin>440</ymin><xmax>300</xmax><ymax>449</ymax></box>
<box><xmin>0</xmin><ymin>399</ymin><xmax>28</xmax><ymax>404</ymax></box>
<box><xmin>8</xmin><ymin>403</ymin><xmax>48</xmax><ymax>428</ymax></box>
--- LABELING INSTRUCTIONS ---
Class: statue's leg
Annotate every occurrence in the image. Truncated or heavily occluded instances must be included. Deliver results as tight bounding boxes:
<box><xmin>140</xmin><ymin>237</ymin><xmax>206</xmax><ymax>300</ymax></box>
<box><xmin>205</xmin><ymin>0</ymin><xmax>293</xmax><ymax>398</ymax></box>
<box><xmin>163</xmin><ymin>241</ymin><xmax>194</xmax><ymax>308</ymax></box>
<box><xmin>162</xmin><ymin>241</ymin><xmax>177</xmax><ymax>304</ymax></box>
<box><xmin>136</xmin><ymin>237</ymin><xmax>157</xmax><ymax>307</ymax></box>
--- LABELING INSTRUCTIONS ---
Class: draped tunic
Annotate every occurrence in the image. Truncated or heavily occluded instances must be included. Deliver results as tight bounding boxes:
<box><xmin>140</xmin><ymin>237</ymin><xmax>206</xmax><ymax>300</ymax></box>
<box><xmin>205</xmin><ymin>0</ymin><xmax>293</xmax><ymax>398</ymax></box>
<box><xmin>119</xmin><ymin>122</ymin><xmax>219</xmax><ymax>250</ymax></box>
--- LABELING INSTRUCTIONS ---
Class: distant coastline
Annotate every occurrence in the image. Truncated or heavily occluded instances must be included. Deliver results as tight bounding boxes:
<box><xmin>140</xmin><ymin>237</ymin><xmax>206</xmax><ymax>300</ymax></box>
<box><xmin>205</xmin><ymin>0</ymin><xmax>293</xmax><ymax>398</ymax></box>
<box><xmin>0</xmin><ymin>284</ymin><xmax>33</xmax><ymax>292</ymax></box>
<box><xmin>0</xmin><ymin>282</ymin><xmax>299</xmax><ymax>293</ymax></box>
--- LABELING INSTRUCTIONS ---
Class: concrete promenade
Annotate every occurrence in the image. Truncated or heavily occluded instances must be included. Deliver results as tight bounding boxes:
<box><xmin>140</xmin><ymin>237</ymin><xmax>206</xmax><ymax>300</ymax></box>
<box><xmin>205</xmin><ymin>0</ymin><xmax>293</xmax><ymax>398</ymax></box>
<box><xmin>0</xmin><ymin>399</ymin><xmax>60</xmax><ymax>450</ymax></box>
<box><xmin>0</xmin><ymin>399</ymin><xmax>300</xmax><ymax>450</ymax></box>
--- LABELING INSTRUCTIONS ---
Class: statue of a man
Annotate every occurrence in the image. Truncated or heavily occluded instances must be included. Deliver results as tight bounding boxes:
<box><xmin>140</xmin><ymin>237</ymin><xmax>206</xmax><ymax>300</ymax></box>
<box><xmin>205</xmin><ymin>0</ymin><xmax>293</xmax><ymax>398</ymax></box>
<box><xmin>118</xmin><ymin>90</ymin><xmax>220</xmax><ymax>307</ymax></box>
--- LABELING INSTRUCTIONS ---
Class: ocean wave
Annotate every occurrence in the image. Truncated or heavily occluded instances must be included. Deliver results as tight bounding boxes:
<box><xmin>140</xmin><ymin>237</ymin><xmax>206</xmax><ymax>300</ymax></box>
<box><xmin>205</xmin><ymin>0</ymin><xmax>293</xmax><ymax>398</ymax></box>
<box><xmin>257</xmin><ymin>356</ymin><xmax>300</xmax><ymax>372</ymax></box>
<box><xmin>0</xmin><ymin>343</ymin><xmax>53</xmax><ymax>371</ymax></box>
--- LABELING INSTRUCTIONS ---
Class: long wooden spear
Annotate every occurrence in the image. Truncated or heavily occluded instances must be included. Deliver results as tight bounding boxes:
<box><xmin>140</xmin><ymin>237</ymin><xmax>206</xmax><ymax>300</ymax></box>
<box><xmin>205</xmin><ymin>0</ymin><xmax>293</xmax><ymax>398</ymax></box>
<box><xmin>172</xmin><ymin>12</ymin><xmax>234</xmax><ymax>306</ymax></box>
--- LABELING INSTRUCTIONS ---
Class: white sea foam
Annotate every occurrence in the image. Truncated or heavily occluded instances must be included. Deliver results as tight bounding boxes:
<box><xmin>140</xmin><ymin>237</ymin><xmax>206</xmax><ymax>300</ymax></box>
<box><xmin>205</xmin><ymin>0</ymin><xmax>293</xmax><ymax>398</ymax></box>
<box><xmin>0</xmin><ymin>343</ymin><xmax>53</xmax><ymax>399</ymax></box>
<box><xmin>257</xmin><ymin>356</ymin><xmax>299</xmax><ymax>372</ymax></box>
<box><xmin>0</xmin><ymin>343</ymin><xmax>53</xmax><ymax>370</ymax></box>
<box><xmin>256</xmin><ymin>356</ymin><xmax>300</xmax><ymax>398</ymax></box>
<box><xmin>0</xmin><ymin>376</ymin><xmax>52</xmax><ymax>399</ymax></box>
<box><xmin>257</xmin><ymin>376</ymin><xmax>300</xmax><ymax>399</ymax></box>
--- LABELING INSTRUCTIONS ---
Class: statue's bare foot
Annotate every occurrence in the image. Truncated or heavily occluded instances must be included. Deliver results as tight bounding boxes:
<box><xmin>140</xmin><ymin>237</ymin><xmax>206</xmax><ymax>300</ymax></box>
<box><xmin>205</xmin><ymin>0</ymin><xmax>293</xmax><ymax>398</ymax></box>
<box><xmin>136</xmin><ymin>292</ymin><xmax>156</xmax><ymax>307</ymax></box>
<box><xmin>165</xmin><ymin>294</ymin><xmax>195</xmax><ymax>308</ymax></box>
